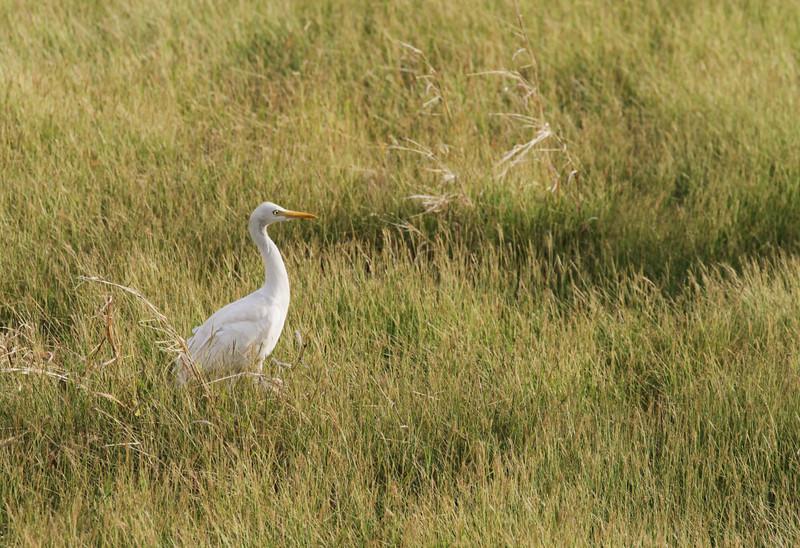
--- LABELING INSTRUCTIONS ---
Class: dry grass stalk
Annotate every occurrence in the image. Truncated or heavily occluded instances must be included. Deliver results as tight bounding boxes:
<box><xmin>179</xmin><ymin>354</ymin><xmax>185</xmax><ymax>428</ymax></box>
<box><xmin>0</xmin><ymin>326</ymin><xmax>127</xmax><ymax>408</ymax></box>
<box><xmin>396</xmin><ymin>40</ymin><xmax>451</xmax><ymax>118</ymax></box>
<box><xmin>389</xmin><ymin>137</ymin><xmax>470</xmax><ymax>217</ymax></box>
<box><xmin>473</xmin><ymin>6</ymin><xmax>578</xmax><ymax>191</ymax></box>
<box><xmin>78</xmin><ymin>276</ymin><xmax>209</xmax><ymax>396</ymax></box>
<box><xmin>389</xmin><ymin>137</ymin><xmax>457</xmax><ymax>185</ymax></box>
<box><xmin>84</xmin><ymin>295</ymin><xmax>121</xmax><ymax>373</ymax></box>
<box><xmin>406</xmin><ymin>193</ymin><xmax>471</xmax><ymax>215</ymax></box>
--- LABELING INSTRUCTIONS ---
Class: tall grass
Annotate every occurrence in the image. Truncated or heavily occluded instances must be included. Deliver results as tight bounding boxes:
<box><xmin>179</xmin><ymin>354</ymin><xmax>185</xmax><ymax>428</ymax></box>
<box><xmin>1</xmin><ymin>0</ymin><xmax>799</xmax><ymax>543</ymax></box>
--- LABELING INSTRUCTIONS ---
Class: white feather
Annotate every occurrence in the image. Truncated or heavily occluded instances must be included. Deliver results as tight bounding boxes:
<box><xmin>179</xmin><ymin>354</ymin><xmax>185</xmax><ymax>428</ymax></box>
<box><xmin>174</xmin><ymin>201</ymin><xmax>315</xmax><ymax>386</ymax></box>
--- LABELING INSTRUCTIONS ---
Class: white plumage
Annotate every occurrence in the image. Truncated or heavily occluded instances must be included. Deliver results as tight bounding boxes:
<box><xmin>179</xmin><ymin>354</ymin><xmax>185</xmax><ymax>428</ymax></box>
<box><xmin>174</xmin><ymin>202</ymin><xmax>316</xmax><ymax>386</ymax></box>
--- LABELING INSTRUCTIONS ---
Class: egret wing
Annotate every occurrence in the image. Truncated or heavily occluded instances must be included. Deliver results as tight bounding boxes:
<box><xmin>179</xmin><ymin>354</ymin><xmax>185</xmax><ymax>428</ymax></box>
<box><xmin>184</xmin><ymin>292</ymin><xmax>272</xmax><ymax>373</ymax></box>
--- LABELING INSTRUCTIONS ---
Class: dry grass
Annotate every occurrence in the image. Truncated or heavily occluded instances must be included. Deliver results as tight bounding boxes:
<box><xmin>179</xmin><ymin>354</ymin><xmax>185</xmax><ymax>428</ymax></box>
<box><xmin>1</xmin><ymin>0</ymin><xmax>800</xmax><ymax>544</ymax></box>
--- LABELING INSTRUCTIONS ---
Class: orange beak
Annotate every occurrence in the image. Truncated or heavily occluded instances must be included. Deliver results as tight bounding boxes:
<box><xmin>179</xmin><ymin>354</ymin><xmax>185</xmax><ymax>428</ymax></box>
<box><xmin>280</xmin><ymin>209</ymin><xmax>317</xmax><ymax>220</ymax></box>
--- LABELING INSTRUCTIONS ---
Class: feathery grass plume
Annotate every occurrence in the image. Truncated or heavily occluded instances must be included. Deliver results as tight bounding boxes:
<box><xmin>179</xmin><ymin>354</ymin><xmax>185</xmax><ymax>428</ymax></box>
<box><xmin>389</xmin><ymin>137</ymin><xmax>457</xmax><ymax>185</ymax></box>
<box><xmin>474</xmin><ymin>6</ymin><xmax>578</xmax><ymax>190</ymax></box>
<box><xmin>406</xmin><ymin>193</ymin><xmax>471</xmax><ymax>215</ymax></box>
<box><xmin>395</xmin><ymin>39</ymin><xmax>451</xmax><ymax>118</ymax></box>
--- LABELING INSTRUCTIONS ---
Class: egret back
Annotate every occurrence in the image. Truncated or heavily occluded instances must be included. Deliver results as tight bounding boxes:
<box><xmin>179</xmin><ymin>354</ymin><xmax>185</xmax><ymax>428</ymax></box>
<box><xmin>175</xmin><ymin>290</ymin><xmax>288</xmax><ymax>385</ymax></box>
<box><xmin>174</xmin><ymin>213</ymin><xmax>293</xmax><ymax>386</ymax></box>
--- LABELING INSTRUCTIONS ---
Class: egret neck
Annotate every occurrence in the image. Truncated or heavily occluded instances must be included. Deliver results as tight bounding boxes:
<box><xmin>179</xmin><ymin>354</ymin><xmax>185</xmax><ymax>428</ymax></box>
<box><xmin>248</xmin><ymin>217</ymin><xmax>290</xmax><ymax>303</ymax></box>
<box><xmin>175</xmin><ymin>201</ymin><xmax>315</xmax><ymax>387</ymax></box>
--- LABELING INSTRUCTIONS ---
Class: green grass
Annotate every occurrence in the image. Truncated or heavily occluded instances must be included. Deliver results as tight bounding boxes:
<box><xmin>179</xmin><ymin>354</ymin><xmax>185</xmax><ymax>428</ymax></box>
<box><xmin>2</xmin><ymin>0</ymin><xmax>800</xmax><ymax>543</ymax></box>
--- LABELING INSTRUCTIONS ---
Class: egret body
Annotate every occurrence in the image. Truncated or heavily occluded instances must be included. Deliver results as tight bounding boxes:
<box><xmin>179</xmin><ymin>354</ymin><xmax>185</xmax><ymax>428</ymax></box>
<box><xmin>175</xmin><ymin>202</ymin><xmax>315</xmax><ymax>386</ymax></box>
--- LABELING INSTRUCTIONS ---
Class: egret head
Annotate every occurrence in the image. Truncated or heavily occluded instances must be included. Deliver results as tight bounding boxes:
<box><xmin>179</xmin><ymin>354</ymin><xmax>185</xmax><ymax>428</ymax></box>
<box><xmin>250</xmin><ymin>201</ymin><xmax>317</xmax><ymax>230</ymax></box>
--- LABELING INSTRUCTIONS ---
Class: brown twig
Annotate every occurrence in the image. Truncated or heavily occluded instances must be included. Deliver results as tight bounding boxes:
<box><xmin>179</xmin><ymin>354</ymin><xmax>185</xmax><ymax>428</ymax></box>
<box><xmin>78</xmin><ymin>276</ymin><xmax>210</xmax><ymax>398</ymax></box>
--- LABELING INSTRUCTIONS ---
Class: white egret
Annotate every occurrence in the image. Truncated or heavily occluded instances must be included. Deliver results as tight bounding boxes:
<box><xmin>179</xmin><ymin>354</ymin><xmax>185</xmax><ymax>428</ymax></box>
<box><xmin>174</xmin><ymin>202</ymin><xmax>316</xmax><ymax>386</ymax></box>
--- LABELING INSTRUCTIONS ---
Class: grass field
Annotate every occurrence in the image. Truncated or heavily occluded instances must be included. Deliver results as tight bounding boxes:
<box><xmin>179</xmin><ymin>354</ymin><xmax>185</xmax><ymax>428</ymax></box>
<box><xmin>2</xmin><ymin>0</ymin><xmax>800</xmax><ymax>543</ymax></box>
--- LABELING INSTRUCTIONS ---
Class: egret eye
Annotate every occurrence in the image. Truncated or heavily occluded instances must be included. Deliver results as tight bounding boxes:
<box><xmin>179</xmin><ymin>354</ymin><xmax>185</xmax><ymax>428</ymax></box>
<box><xmin>175</xmin><ymin>201</ymin><xmax>316</xmax><ymax>386</ymax></box>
